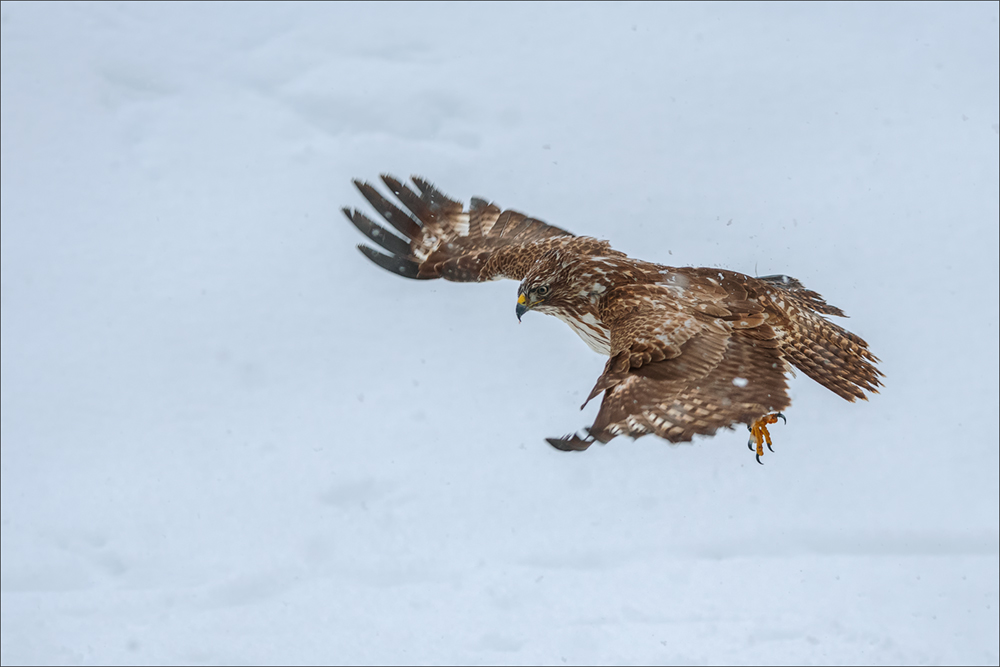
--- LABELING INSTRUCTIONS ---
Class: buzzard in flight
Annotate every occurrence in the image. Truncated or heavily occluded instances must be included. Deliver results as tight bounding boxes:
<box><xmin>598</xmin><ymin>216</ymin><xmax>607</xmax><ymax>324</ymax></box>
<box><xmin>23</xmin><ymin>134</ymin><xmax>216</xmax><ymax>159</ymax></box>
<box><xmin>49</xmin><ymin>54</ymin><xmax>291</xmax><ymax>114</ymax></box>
<box><xmin>344</xmin><ymin>175</ymin><xmax>882</xmax><ymax>463</ymax></box>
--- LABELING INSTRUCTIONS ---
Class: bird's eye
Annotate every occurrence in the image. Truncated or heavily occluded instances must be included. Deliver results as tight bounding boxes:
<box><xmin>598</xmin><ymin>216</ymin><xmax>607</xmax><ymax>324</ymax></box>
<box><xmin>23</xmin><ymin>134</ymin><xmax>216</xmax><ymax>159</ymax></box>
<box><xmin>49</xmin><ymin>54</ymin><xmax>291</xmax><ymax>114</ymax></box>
<box><xmin>536</xmin><ymin>285</ymin><xmax>550</xmax><ymax>297</ymax></box>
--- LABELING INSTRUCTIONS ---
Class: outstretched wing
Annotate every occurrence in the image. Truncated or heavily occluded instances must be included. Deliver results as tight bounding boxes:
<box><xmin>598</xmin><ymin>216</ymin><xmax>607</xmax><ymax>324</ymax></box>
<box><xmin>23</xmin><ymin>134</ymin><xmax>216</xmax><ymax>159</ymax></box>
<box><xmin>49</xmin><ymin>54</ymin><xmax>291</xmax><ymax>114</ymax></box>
<box><xmin>566</xmin><ymin>273</ymin><xmax>792</xmax><ymax>446</ymax></box>
<box><xmin>344</xmin><ymin>175</ymin><xmax>574</xmax><ymax>282</ymax></box>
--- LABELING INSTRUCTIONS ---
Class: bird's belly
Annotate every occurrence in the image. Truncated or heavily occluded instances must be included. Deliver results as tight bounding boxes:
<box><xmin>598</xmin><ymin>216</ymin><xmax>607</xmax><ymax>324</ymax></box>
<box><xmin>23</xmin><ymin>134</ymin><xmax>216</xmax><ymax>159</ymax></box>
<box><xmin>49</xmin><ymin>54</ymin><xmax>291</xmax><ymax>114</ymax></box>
<box><xmin>555</xmin><ymin>311</ymin><xmax>612</xmax><ymax>355</ymax></box>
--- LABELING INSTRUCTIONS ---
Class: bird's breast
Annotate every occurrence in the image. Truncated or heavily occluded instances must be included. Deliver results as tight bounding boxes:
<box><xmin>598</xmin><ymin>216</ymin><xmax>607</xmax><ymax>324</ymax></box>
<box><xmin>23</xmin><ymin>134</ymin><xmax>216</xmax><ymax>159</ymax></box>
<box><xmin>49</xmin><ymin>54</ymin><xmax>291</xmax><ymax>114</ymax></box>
<box><xmin>553</xmin><ymin>310</ymin><xmax>612</xmax><ymax>355</ymax></box>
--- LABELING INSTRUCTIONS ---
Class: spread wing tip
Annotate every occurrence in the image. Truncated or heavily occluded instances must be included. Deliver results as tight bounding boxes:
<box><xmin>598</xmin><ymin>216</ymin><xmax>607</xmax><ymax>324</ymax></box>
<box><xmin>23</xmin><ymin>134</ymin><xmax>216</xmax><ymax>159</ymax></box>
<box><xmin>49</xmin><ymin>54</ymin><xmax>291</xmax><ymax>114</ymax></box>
<box><xmin>379</xmin><ymin>173</ymin><xmax>405</xmax><ymax>194</ymax></box>
<box><xmin>344</xmin><ymin>207</ymin><xmax>411</xmax><ymax>256</ymax></box>
<box><xmin>356</xmin><ymin>244</ymin><xmax>429</xmax><ymax>280</ymax></box>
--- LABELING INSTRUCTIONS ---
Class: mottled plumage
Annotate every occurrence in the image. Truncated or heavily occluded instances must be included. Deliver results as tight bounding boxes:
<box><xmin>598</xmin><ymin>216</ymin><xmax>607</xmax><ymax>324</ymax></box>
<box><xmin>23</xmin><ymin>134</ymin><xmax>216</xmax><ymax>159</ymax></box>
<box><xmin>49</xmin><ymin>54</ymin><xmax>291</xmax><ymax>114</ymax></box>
<box><xmin>345</xmin><ymin>175</ymin><xmax>882</xmax><ymax>460</ymax></box>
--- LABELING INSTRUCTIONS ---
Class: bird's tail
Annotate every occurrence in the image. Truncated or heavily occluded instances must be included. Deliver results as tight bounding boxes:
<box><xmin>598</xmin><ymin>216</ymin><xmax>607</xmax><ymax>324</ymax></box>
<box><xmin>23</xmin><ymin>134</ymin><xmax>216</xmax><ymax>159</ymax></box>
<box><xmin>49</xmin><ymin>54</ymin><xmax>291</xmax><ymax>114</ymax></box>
<box><xmin>760</xmin><ymin>275</ymin><xmax>883</xmax><ymax>402</ymax></box>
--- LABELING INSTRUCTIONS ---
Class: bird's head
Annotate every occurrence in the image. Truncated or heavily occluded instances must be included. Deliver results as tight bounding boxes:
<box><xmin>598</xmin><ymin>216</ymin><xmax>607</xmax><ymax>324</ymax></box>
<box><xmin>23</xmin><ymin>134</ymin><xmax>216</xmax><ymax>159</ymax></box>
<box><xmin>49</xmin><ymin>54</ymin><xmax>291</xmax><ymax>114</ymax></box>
<box><xmin>516</xmin><ymin>280</ymin><xmax>554</xmax><ymax>321</ymax></box>
<box><xmin>516</xmin><ymin>249</ymin><xmax>573</xmax><ymax>321</ymax></box>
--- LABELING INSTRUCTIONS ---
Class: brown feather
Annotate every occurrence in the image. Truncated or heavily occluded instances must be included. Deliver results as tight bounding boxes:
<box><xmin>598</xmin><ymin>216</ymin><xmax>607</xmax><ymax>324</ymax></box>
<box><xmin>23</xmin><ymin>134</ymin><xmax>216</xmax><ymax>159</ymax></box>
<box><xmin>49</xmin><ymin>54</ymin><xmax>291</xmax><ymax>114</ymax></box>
<box><xmin>345</xmin><ymin>175</ymin><xmax>883</xmax><ymax>453</ymax></box>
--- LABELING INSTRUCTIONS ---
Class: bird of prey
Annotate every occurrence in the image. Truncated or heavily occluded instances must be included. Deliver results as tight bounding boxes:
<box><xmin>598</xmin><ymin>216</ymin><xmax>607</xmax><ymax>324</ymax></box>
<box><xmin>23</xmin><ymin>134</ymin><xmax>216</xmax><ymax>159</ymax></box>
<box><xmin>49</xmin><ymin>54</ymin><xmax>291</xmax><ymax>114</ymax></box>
<box><xmin>343</xmin><ymin>175</ymin><xmax>882</xmax><ymax>463</ymax></box>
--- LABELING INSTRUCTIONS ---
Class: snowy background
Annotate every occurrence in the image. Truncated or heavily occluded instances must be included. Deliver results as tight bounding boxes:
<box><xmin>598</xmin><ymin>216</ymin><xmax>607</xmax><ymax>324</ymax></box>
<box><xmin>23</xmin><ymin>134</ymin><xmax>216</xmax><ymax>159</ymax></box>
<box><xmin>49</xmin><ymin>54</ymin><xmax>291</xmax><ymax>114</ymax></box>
<box><xmin>2</xmin><ymin>2</ymin><xmax>998</xmax><ymax>664</ymax></box>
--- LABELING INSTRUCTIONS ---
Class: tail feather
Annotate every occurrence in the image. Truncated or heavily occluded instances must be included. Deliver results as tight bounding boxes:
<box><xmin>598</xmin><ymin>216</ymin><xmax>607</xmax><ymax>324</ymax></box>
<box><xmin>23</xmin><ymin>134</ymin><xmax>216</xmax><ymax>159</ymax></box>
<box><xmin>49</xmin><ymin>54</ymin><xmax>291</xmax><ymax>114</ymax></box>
<box><xmin>765</xmin><ymin>280</ymin><xmax>883</xmax><ymax>401</ymax></box>
<box><xmin>760</xmin><ymin>274</ymin><xmax>846</xmax><ymax>317</ymax></box>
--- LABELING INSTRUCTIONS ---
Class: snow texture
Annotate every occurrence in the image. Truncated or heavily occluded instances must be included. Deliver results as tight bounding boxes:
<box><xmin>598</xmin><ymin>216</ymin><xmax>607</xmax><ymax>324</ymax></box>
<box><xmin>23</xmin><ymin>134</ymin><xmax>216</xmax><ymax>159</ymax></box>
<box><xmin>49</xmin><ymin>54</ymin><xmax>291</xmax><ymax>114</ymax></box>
<box><xmin>2</xmin><ymin>3</ymin><xmax>998</xmax><ymax>665</ymax></box>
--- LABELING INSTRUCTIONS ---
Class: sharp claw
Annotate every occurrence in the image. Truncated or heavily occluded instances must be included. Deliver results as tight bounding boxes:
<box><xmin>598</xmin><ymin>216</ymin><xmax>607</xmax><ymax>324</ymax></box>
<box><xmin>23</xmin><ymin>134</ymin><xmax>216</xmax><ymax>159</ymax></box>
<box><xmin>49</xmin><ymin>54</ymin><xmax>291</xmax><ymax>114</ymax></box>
<box><xmin>748</xmin><ymin>413</ymin><xmax>784</xmax><ymax>464</ymax></box>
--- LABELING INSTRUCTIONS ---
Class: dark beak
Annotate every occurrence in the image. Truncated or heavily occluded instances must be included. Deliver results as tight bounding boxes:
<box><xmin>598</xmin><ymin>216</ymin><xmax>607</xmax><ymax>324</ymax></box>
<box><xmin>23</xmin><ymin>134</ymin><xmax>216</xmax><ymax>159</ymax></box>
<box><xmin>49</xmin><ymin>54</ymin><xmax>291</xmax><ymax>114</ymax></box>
<box><xmin>516</xmin><ymin>302</ymin><xmax>528</xmax><ymax>322</ymax></box>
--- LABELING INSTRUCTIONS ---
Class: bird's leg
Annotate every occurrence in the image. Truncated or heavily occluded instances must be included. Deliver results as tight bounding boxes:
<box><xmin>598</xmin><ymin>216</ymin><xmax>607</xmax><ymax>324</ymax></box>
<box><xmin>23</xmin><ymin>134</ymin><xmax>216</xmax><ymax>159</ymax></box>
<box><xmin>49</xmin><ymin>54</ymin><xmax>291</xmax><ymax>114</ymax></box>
<box><xmin>747</xmin><ymin>413</ymin><xmax>786</xmax><ymax>464</ymax></box>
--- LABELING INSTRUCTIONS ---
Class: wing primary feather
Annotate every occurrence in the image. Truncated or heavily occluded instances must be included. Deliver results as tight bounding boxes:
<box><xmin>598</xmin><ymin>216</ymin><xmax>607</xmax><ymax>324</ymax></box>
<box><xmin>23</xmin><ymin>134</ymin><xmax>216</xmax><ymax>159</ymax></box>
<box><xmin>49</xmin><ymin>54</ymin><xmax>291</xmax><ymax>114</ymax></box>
<box><xmin>410</xmin><ymin>176</ymin><xmax>463</xmax><ymax>216</ymax></box>
<box><xmin>380</xmin><ymin>175</ymin><xmax>437</xmax><ymax>225</ymax></box>
<box><xmin>353</xmin><ymin>180</ymin><xmax>422</xmax><ymax>239</ymax></box>
<box><xmin>347</xmin><ymin>174</ymin><xmax>575</xmax><ymax>283</ymax></box>
<box><xmin>490</xmin><ymin>210</ymin><xmax>518</xmax><ymax>239</ymax></box>
<box><xmin>356</xmin><ymin>244</ymin><xmax>430</xmax><ymax>280</ymax></box>
<box><xmin>343</xmin><ymin>208</ymin><xmax>411</xmax><ymax>257</ymax></box>
<box><xmin>496</xmin><ymin>213</ymin><xmax>532</xmax><ymax>239</ymax></box>
<box><xmin>468</xmin><ymin>197</ymin><xmax>500</xmax><ymax>237</ymax></box>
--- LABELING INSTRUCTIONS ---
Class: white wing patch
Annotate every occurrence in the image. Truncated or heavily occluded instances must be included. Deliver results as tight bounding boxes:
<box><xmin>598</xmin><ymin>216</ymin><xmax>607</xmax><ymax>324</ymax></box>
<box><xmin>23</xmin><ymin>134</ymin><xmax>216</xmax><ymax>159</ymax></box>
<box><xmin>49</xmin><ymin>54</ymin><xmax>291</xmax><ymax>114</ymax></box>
<box><xmin>411</xmin><ymin>213</ymin><xmax>471</xmax><ymax>262</ymax></box>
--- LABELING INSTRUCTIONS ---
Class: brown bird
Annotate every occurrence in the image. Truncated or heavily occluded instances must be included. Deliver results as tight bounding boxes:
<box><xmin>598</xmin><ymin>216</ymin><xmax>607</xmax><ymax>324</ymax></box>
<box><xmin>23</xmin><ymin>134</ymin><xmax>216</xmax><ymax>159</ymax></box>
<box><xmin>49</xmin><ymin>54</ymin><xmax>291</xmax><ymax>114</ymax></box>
<box><xmin>344</xmin><ymin>175</ymin><xmax>882</xmax><ymax>463</ymax></box>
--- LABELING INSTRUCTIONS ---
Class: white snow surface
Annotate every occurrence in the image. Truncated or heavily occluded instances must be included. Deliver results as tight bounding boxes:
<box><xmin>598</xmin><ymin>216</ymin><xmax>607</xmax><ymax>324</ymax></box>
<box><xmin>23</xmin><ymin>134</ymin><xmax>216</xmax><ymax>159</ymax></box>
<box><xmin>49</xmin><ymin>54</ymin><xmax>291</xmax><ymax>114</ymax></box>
<box><xmin>2</xmin><ymin>3</ymin><xmax>998</xmax><ymax>665</ymax></box>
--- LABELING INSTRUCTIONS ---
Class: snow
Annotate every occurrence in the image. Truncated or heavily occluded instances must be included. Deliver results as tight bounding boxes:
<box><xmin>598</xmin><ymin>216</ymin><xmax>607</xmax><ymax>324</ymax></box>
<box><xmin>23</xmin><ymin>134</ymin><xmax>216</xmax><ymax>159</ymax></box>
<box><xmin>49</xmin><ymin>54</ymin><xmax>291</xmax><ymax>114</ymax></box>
<box><xmin>2</xmin><ymin>3</ymin><xmax>998</xmax><ymax>664</ymax></box>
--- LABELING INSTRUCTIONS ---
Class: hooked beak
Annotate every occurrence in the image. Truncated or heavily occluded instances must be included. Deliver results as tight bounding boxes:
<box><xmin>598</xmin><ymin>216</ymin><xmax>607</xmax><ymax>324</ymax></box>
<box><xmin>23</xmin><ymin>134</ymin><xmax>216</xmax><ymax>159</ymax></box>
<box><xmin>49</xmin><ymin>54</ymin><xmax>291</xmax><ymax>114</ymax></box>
<box><xmin>516</xmin><ymin>293</ymin><xmax>529</xmax><ymax>322</ymax></box>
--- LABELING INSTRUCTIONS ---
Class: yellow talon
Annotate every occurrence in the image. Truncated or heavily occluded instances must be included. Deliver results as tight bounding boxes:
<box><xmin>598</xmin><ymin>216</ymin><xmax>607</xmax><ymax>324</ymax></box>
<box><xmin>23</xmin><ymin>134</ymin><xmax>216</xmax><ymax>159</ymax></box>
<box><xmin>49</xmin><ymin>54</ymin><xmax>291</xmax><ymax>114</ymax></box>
<box><xmin>748</xmin><ymin>413</ymin><xmax>785</xmax><ymax>464</ymax></box>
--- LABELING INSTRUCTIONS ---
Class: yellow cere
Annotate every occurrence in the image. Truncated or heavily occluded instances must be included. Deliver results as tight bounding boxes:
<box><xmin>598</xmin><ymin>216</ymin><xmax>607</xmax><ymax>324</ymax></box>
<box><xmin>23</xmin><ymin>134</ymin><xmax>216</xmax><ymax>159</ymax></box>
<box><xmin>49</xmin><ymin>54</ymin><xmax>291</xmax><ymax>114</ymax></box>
<box><xmin>517</xmin><ymin>294</ymin><xmax>527</xmax><ymax>305</ymax></box>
